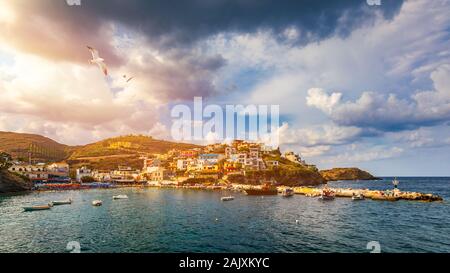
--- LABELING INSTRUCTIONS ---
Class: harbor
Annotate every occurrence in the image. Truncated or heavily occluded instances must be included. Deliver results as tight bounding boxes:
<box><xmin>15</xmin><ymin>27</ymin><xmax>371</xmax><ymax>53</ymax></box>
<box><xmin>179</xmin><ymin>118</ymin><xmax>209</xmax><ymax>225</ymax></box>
<box><xmin>26</xmin><ymin>176</ymin><xmax>444</xmax><ymax>203</ymax></box>
<box><xmin>1</xmin><ymin>177</ymin><xmax>449</xmax><ymax>253</ymax></box>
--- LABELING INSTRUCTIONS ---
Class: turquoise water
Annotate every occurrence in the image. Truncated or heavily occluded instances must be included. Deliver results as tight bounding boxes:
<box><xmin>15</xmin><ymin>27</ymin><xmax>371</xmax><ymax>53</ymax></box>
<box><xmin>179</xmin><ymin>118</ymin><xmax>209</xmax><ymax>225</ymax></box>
<box><xmin>1</xmin><ymin>177</ymin><xmax>449</xmax><ymax>253</ymax></box>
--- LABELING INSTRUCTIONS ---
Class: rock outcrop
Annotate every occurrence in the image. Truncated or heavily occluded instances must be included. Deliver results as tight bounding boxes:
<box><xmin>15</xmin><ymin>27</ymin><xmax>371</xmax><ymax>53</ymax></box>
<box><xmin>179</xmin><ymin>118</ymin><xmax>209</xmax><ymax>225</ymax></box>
<box><xmin>0</xmin><ymin>169</ymin><xmax>33</xmax><ymax>194</ymax></box>
<box><xmin>320</xmin><ymin>168</ymin><xmax>379</xmax><ymax>182</ymax></box>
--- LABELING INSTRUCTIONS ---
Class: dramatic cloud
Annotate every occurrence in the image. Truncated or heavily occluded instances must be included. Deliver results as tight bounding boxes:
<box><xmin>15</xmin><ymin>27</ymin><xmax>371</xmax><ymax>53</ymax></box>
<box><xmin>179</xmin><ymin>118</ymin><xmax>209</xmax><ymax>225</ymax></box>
<box><xmin>306</xmin><ymin>64</ymin><xmax>450</xmax><ymax>132</ymax></box>
<box><xmin>1</xmin><ymin>0</ymin><xmax>449</xmax><ymax>174</ymax></box>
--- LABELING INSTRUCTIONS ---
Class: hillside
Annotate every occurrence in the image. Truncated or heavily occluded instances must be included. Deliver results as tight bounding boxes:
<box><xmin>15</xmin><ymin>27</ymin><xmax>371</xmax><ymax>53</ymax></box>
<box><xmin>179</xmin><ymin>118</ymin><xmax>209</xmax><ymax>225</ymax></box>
<box><xmin>320</xmin><ymin>168</ymin><xmax>379</xmax><ymax>181</ymax></box>
<box><xmin>67</xmin><ymin>135</ymin><xmax>201</xmax><ymax>170</ymax></box>
<box><xmin>0</xmin><ymin>132</ymin><xmax>201</xmax><ymax>170</ymax></box>
<box><xmin>0</xmin><ymin>131</ymin><xmax>70</xmax><ymax>162</ymax></box>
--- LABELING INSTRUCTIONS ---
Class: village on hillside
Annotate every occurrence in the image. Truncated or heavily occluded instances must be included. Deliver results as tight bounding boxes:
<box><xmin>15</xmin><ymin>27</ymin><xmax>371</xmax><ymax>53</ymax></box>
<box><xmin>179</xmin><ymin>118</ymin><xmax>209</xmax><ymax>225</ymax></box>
<box><xmin>6</xmin><ymin>139</ymin><xmax>318</xmax><ymax>189</ymax></box>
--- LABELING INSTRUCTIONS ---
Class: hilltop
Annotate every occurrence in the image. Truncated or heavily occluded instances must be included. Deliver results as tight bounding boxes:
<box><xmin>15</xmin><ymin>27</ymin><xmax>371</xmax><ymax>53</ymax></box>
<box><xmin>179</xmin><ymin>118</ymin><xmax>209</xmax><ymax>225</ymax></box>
<box><xmin>320</xmin><ymin>168</ymin><xmax>379</xmax><ymax>182</ymax></box>
<box><xmin>0</xmin><ymin>131</ymin><xmax>71</xmax><ymax>162</ymax></box>
<box><xmin>67</xmin><ymin>135</ymin><xmax>201</xmax><ymax>170</ymax></box>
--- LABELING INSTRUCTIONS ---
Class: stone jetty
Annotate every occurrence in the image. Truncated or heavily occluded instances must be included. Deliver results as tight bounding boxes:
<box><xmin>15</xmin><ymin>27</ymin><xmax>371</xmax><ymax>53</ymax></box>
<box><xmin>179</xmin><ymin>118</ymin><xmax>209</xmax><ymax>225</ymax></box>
<box><xmin>291</xmin><ymin>186</ymin><xmax>443</xmax><ymax>202</ymax></box>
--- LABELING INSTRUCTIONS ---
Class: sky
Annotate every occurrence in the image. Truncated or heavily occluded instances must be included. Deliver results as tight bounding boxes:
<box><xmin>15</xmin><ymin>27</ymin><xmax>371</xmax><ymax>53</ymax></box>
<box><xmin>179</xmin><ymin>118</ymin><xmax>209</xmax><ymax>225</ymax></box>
<box><xmin>0</xmin><ymin>0</ymin><xmax>449</xmax><ymax>176</ymax></box>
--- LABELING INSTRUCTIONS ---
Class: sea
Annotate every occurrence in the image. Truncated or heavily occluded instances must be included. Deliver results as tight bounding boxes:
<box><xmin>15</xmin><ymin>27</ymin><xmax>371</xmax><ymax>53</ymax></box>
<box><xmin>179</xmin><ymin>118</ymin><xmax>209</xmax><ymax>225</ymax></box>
<box><xmin>0</xmin><ymin>177</ymin><xmax>449</xmax><ymax>253</ymax></box>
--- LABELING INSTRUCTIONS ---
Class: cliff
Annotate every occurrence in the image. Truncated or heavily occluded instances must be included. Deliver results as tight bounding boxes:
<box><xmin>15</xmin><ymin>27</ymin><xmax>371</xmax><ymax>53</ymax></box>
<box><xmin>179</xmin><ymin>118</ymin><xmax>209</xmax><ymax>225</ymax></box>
<box><xmin>0</xmin><ymin>169</ymin><xmax>33</xmax><ymax>194</ymax></box>
<box><xmin>320</xmin><ymin>168</ymin><xmax>379</xmax><ymax>182</ymax></box>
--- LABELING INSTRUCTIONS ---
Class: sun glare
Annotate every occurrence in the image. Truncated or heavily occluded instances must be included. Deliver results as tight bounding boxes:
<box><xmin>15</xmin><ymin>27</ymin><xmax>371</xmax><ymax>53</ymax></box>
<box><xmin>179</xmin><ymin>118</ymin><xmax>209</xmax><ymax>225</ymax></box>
<box><xmin>0</xmin><ymin>3</ymin><xmax>16</xmax><ymax>24</ymax></box>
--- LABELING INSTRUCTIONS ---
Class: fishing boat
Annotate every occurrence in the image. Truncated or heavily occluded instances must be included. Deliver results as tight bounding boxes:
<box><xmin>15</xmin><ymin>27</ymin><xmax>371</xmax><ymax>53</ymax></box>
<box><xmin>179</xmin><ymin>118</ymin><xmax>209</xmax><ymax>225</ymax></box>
<box><xmin>92</xmin><ymin>200</ymin><xmax>103</xmax><ymax>206</ymax></box>
<box><xmin>244</xmin><ymin>183</ymin><xmax>278</xmax><ymax>196</ymax></box>
<box><xmin>352</xmin><ymin>193</ymin><xmax>365</xmax><ymax>201</ymax></box>
<box><xmin>23</xmin><ymin>204</ymin><xmax>52</xmax><ymax>212</ymax></box>
<box><xmin>221</xmin><ymin>196</ymin><xmax>235</xmax><ymax>201</ymax></box>
<box><xmin>112</xmin><ymin>195</ymin><xmax>128</xmax><ymax>200</ymax></box>
<box><xmin>281</xmin><ymin>188</ymin><xmax>294</xmax><ymax>197</ymax></box>
<box><xmin>52</xmin><ymin>199</ymin><xmax>72</xmax><ymax>205</ymax></box>
<box><xmin>319</xmin><ymin>188</ymin><xmax>335</xmax><ymax>201</ymax></box>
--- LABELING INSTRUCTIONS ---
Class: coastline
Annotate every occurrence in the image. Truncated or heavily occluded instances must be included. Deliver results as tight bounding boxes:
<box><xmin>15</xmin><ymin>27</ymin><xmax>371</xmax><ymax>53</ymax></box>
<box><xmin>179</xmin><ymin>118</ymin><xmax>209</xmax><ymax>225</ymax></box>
<box><xmin>24</xmin><ymin>180</ymin><xmax>444</xmax><ymax>202</ymax></box>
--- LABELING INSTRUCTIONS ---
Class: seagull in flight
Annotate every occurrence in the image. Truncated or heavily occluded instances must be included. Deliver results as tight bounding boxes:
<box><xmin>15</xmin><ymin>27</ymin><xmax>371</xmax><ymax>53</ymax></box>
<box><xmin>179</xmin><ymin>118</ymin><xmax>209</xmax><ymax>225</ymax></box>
<box><xmin>87</xmin><ymin>46</ymin><xmax>108</xmax><ymax>76</ymax></box>
<box><xmin>123</xmin><ymin>74</ymin><xmax>134</xmax><ymax>83</ymax></box>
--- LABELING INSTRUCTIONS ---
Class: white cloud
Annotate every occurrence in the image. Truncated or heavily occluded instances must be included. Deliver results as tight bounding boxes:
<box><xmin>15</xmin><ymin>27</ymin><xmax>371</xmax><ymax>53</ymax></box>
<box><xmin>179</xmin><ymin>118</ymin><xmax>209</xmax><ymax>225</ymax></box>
<box><xmin>278</xmin><ymin>122</ymin><xmax>361</xmax><ymax>147</ymax></box>
<box><xmin>321</xmin><ymin>145</ymin><xmax>404</xmax><ymax>164</ymax></box>
<box><xmin>306</xmin><ymin>88</ymin><xmax>342</xmax><ymax>114</ymax></box>
<box><xmin>306</xmin><ymin>64</ymin><xmax>450</xmax><ymax>131</ymax></box>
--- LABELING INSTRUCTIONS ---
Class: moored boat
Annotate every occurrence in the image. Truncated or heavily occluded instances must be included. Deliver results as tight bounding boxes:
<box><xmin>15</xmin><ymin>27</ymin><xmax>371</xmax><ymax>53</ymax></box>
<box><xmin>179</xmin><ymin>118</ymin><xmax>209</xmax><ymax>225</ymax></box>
<box><xmin>92</xmin><ymin>200</ymin><xmax>103</xmax><ymax>206</ymax></box>
<box><xmin>221</xmin><ymin>196</ymin><xmax>235</xmax><ymax>201</ymax></box>
<box><xmin>52</xmin><ymin>199</ymin><xmax>72</xmax><ymax>205</ymax></box>
<box><xmin>319</xmin><ymin>188</ymin><xmax>335</xmax><ymax>201</ymax></box>
<box><xmin>281</xmin><ymin>188</ymin><xmax>294</xmax><ymax>197</ymax></box>
<box><xmin>113</xmin><ymin>195</ymin><xmax>128</xmax><ymax>200</ymax></box>
<box><xmin>351</xmin><ymin>193</ymin><xmax>365</xmax><ymax>201</ymax></box>
<box><xmin>244</xmin><ymin>183</ymin><xmax>278</xmax><ymax>196</ymax></box>
<box><xmin>23</xmin><ymin>204</ymin><xmax>52</xmax><ymax>212</ymax></box>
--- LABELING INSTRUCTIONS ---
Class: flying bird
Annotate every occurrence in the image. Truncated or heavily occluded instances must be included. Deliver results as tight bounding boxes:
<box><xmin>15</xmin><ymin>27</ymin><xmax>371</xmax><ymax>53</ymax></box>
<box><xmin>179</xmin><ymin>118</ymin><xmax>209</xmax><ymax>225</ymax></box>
<box><xmin>87</xmin><ymin>46</ymin><xmax>108</xmax><ymax>76</ymax></box>
<box><xmin>123</xmin><ymin>74</ymin><xmax>134</xmax><ymax>83</ymax></box>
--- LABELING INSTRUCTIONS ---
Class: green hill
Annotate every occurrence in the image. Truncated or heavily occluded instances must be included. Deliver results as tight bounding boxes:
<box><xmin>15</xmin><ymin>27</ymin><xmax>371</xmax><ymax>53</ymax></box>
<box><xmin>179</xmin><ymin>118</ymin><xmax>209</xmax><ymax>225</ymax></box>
<box><xmin>0</xmin><ymin>131</ymin><xmax>70</xmax><ymax>162</ymax></box>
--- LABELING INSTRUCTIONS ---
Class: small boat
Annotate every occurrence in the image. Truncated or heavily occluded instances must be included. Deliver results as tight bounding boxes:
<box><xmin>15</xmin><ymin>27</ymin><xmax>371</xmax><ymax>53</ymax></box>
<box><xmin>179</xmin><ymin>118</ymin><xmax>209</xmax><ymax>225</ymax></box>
<box><xmin>319</xmin><ymin>188</ymin><xmax>335</xmax><ymax>201</ymax></box>
<box><xmin>113</xmin><ymin>195</ymin><xmax>129</xmax><ymax>200</ymax></box>
<box><xmin>244</xmin><ymin>183</ymin><xmax>278</xmax><ymax>196</ymax></box>
<box><xmin>221</xmin><ymin>196</ymin><xmax>235</xmax><ymax>201</ymax></box>
<box><xmin>52</xmin><ymin>199</ymin><xmax>72</xmax><ymax>206</ymax></box>
<box><xmin>281</xmin><ymin>188</ymin><xmax>295</xmax><ymax>197</ymax></box>
<box><xmin>92</xmin><ymin>200</ymin><xmax>103</xmax><ymax>206</ymax></box>
<box><xmin>352</xmin><ymin>193</ymin><xmax>365</xmax><ymax>201</ymax></box>
<box><xmin>23</xmin><ymin>204</ymin><xmax>52</xmax><ymax>212</ymax></box>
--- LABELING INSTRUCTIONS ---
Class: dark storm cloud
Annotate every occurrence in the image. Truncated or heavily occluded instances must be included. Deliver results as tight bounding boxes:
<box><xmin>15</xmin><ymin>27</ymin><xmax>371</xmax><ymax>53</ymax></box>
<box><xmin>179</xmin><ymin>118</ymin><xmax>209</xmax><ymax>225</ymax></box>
<box><xmin>5</xmin><ymin>0</ymin><xmax>404</xmax><ymax>64</ymax></box>
<box><xmin>82</xmin><ymin>0</ymin><xmax>405</xmax><ymax>47</ymax></box>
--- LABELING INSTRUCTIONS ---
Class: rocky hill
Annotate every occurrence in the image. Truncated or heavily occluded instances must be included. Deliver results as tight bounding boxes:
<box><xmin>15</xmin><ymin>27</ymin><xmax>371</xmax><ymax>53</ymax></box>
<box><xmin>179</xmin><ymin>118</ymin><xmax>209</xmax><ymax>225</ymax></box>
<box><xmin>0</xmin><ymin>169</ymin><xmax>33</xmax><ymax>194</ymax></box>
<box><xmin>320</xmin><ymin>168</ymin><xmax>379</xmax><ymax>181</ymax></box>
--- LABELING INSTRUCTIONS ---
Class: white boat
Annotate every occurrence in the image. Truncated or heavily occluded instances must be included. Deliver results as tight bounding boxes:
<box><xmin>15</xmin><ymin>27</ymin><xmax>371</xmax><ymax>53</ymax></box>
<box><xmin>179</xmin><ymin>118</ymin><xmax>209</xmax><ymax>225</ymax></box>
<box><xmin>52</xmin><ymin>199</ymin><xmax>72</xmax><ymax>205</ymax></box>
<box><xmin>92</xmin><ymin>200</ymin><xmax>103</xmax><ymax>206</ymax></box>
<box><xmin>352</xmin><ymin>193</ymin><xmax>365</xmax><ymax>201</ymax></box>
<box><xmin>113</xmin><ymin>195</ymin><xmax>129</xmax><ymax>200</ymax></box>
<box><xmin>221</xmin><ymin>196</ymin><xmax>235</xmax><ymax>201</ymax></box>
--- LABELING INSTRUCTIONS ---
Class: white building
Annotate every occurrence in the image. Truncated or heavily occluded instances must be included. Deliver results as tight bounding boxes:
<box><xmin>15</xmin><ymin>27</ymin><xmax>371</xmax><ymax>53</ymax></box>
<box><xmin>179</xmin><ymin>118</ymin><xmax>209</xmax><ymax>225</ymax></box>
<box><xmin>144</xmin><ymin>166</ymin><xmax>165</xmax><ymax>181</ymax></box>
<box><xmin>76</xmin><ymin>167</ymin><xmax>92</xmax><ymax>182</ymax></box>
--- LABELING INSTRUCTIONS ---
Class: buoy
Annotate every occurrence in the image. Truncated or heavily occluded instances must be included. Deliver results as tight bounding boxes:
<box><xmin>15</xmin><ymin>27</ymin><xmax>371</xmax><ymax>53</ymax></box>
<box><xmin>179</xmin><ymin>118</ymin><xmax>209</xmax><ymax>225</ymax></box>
<box><xmin>296</xmin><ymin>220</ymin><xmax>299</xmax><ymax>224</ymax></box>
